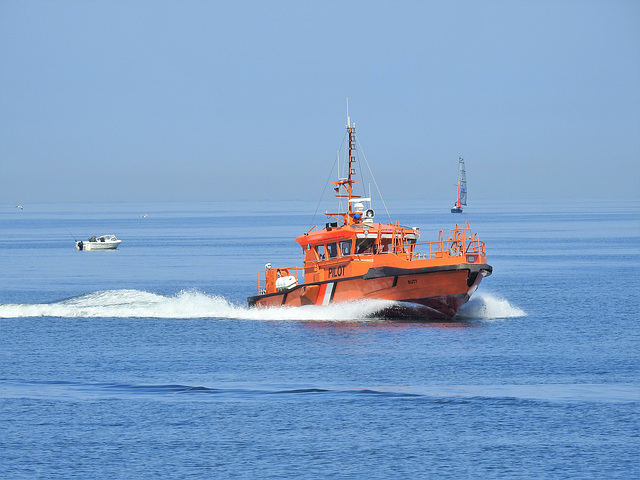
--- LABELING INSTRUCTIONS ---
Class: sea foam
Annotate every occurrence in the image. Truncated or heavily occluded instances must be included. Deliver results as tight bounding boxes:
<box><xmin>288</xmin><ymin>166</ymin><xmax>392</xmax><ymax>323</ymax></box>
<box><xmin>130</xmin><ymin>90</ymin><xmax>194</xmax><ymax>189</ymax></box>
<box><xmin>457</xmin><ymin>291</ymin><xmax>527</xmax><ymax>319</ymax></box>
<box><xmin>0</xmin><ymin>289</ymin><xmax>525</xmax><ymax>321</ymax></box>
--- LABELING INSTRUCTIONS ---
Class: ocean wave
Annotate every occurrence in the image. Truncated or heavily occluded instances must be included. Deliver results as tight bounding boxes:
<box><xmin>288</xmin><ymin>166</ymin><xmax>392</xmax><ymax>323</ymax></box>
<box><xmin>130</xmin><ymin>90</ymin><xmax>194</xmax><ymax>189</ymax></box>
<box><xmin>3</xmin><ymin>380</ymin><xmax>633</xmax><ymax>403</ymax></box>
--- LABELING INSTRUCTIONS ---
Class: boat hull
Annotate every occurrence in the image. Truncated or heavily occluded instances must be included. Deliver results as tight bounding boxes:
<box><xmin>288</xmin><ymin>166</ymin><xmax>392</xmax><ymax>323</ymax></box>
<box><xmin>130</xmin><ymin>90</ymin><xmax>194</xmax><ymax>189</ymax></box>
<box><xmin>451</xmin><ymin>207</ymin><xmax>463</xmax><ymax>213</ymax></box>
<box><xmin>248</xmin><ymin>263</ymin><xmax>491</xmax><ymax>320</ymax></box>
<box><xmin>76</xmin><ymin>241</ymin><xmax>121</xmax><ymax>251</ymax></box>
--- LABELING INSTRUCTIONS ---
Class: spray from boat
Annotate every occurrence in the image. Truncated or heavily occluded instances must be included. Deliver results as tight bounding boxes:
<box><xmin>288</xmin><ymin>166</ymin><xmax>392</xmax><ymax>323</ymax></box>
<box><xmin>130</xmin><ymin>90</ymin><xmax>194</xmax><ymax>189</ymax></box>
<box><xmin>0</xmin><ymin>289</ymin><xmax>524</xmax><ymax>321</ymax></box>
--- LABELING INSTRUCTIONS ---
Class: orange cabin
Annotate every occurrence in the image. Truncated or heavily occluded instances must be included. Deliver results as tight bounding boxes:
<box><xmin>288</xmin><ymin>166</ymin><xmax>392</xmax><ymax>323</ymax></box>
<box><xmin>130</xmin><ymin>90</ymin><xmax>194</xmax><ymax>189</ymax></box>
<box><xmin>256</xmin><ymin>221</ymin><xmax>487</xmax><ymax>295</ymax></box>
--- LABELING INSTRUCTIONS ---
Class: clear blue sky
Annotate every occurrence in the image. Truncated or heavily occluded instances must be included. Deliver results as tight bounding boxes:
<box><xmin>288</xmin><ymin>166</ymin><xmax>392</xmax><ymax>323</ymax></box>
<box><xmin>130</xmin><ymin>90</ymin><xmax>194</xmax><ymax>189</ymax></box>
<box><xmin>1</xmin><ymin>0</ymin><xmax>638</xmax><ymax>204</ymax></box>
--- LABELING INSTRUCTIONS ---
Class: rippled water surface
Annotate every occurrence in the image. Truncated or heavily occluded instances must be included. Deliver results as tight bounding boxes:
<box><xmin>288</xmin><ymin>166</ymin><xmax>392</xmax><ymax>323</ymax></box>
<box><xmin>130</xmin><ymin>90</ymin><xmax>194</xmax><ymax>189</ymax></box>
<box><xmin>1</xmin><ymin>200</ymin><xmax>638</xmax><ymax>479</ymax></box>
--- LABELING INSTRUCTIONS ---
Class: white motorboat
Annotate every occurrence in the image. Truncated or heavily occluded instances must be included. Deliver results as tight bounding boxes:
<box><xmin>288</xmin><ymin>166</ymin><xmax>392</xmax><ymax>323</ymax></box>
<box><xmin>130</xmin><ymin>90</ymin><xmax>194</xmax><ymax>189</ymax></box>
<box><xmin>76</xmin><ymin>235</ymin><xmax>122</xmax><ymax>251</ymax></box>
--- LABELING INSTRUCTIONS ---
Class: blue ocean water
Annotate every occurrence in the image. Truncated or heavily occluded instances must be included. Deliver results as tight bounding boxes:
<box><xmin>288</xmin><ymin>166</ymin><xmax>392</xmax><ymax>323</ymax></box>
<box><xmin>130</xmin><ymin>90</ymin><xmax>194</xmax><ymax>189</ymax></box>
<box><xmin>1</xmin><ymin>200</ymin><xmax>638</xmax><ymax>479</ymax></box>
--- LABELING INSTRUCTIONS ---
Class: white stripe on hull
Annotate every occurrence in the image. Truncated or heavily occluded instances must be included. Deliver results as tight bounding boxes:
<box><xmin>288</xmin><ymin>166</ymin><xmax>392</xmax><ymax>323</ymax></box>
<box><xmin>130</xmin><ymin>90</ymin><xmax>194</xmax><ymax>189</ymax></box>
<box><xmin>322</xmin><ymin>283</ymin><xmax>335</xmax><ymax>305</ymax></box>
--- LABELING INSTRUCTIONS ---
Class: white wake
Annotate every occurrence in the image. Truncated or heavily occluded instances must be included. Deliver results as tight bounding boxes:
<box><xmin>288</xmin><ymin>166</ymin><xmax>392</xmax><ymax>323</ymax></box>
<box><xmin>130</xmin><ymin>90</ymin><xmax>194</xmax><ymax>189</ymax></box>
<box><xmin>457</xmin><ymin>291</ymin><xmax>527</xmax><ymax>319</ymax></box>
<box><xmin>0</xmin><ymin>289</ymin><xmax>525</xmax><ymax>321</ymax></box>
<box><xmin>0</xmin><ymin>289</ymin><xmax>392</xmax><ymax>321</ymax></box>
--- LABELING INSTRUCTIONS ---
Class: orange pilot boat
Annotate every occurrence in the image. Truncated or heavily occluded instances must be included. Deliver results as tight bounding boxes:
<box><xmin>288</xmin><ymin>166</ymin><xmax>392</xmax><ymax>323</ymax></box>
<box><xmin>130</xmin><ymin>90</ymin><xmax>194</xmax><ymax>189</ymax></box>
<box><xmin>247</xmin><ymin>115</ymin><xmax>492</xmax><ymax>320</ymax></box>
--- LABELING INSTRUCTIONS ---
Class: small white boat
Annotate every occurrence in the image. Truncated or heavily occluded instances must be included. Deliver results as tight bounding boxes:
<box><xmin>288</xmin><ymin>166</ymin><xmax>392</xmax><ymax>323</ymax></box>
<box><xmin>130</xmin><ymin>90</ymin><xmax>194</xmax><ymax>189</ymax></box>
<box><xmin>76</xmin><ymin>235</ymin><xmax>122</xmax><ymax>251</ymax></box>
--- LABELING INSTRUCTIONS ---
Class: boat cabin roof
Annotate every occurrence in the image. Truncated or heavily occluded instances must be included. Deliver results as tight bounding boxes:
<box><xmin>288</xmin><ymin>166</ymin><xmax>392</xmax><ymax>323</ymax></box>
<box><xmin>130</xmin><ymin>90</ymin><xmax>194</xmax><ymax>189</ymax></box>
<box><xmin>91</xmin><ymin>234</ymin><xmax>118</xmax><ymax>241</ymax></box>
<box><xmin>296</xmin><ymin>222</ymin><xmax>418</xmax><ymax>248</ymax></box>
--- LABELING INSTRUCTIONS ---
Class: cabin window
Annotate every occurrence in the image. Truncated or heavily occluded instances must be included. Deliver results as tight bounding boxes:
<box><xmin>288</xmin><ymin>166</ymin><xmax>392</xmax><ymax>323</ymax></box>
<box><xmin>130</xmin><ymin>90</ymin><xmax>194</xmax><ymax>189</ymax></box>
<box><xmin>356</xmin><ymin>238</ymin><xmax>376</xmax><ymax>254</ymax></box>
<box><xmin>327</xmin><ymin>242</ymin><xmax>338</xmax><ymax>258</ymax></box>
<box><xmin>317</xmin><ymin>244</ymin><xmax>326</xmax><ymax>260</ymax></box>
<box><xmin>340</xmin><ymin>240</ymin><xmax>352</xmax><ymax>256</ymax></box>
<box><xmin>305</xmin><ymin>245</ymin><xmax>320</xmax><ymax>261</ymax></box>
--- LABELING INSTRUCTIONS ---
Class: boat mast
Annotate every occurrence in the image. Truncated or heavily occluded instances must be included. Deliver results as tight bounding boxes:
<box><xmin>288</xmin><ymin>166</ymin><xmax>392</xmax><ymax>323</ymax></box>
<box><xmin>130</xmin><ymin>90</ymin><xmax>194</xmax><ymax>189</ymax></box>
<box><xmin>346</xmin><ymin>112</ymin><xmax>356</xmax><ymax>215</ymax></box>
<box><xmin>329</xmin><ymin>98</ymin><xmax>360</xmax><ymax>225</ymax></box>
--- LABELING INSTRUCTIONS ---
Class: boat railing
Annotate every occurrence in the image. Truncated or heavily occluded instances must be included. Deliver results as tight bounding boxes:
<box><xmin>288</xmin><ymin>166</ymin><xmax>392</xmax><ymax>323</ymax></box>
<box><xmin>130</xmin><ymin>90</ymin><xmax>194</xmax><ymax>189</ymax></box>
<box><xmin>256</xmin><ymin>266</ymin><xmax>304</xmax><ymax>295</ymax></box>
<box><xmin>410</xmin><ymin>239</ymin><xmax>486</xmax><ymax>260</ymax></box>
<box><xmin>410</xmin><ymin>222</ymin><xmax>486</xmax><ymax>260</ymax></box>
